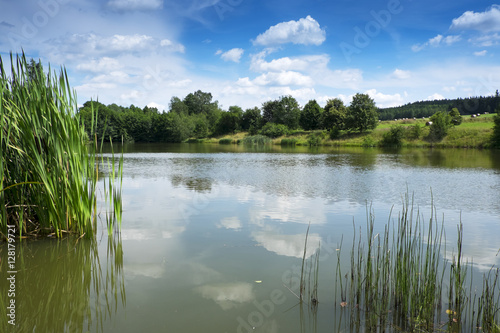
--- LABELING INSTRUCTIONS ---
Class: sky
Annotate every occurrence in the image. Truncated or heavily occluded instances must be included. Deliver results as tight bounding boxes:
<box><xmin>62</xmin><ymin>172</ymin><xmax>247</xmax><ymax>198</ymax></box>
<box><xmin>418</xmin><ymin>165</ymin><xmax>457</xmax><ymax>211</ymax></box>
<box><xmin>1</xmin><ymin>0</ymin><xmax>500</xmax><ymax>110</ymax></box>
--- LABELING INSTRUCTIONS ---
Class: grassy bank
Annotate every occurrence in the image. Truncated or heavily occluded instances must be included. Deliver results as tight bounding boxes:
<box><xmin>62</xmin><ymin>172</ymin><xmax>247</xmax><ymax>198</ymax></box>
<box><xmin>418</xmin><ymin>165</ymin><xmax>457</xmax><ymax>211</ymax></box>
<box><xmin>0</xmin><ymin>54</ymin><xmax>122</xmax><ymax>238</ymax></box>
<box><xmin>196</xmin><ymin>114</ymin><xmax>496</xmax><ymax>149</ymax></box>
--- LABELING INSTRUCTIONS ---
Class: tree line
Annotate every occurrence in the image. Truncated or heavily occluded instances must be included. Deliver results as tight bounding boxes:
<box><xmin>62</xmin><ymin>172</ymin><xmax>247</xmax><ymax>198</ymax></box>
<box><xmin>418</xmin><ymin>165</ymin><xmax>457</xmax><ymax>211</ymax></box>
<box><xmin>378</xmin><ymin>92</ymin><xmax>500</xmax><ymax>120</ymax></box>
<box><xmin>77</xmin><ymin>91</ymin><xmax>379</xmax><ymax>143</ymax></box>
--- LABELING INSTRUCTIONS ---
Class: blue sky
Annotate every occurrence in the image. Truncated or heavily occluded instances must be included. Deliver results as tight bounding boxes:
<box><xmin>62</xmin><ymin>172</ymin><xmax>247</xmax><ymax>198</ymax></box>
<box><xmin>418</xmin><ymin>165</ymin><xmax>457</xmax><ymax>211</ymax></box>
<box><xmin>1</xmin><ymin>0</ymin><xmax>499</xmax><ymax>110</ymax></box>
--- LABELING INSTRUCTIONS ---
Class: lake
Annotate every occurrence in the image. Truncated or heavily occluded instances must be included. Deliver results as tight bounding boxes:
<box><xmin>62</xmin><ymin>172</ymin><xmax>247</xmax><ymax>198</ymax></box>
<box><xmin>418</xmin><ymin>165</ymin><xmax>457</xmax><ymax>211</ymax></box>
<box><xmin>1</xmin><ymin>143</ymin><xmax>500</xmax><ymax>332</ymax></box>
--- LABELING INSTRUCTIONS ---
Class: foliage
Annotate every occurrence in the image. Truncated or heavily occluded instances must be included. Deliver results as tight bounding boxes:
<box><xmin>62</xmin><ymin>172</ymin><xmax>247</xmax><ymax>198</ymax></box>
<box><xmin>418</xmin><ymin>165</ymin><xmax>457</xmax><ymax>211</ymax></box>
<box><xmin>262</xmin><ymin>95</ymin><xmax>301</xmax><ymax>129</ymax></box>
<box><xmin>280</xmin><ymin>138</ymin><xmax>298</xmax><ymax>146</ymax></box>
<box><xmin>329</xmin><ymin>126</ymin><xmax>340</xmax><ymax>140</ymax></box>
<box><xmin>378</xmin><ymin>94</ymin><xmax>500</xmax><ymax>120</ymax></box>
<box><xmin>347</xmin><ymin>93</ymin><xmax>379</xmax><ymax>132</ymax></box>
<box><xmin>449</xmin><ymin>107</ymin><xmax>463</xmax><ymax>125</ymax></box>
<box><xmin>214</xmin><ymin>108</ymin><xmax>242</xmax><ymax>135</ymax></box>
<box><xmin>0</xmin><ymin>53</ymin><xmax>122</xmax><ymax>237</ymax></box>
<box><xmin>300</xmin><ymin>100</ymin><xmax>323</xmax><ymax>130</ymax></box>
<box><xmin>406</xmin><ymin>123</ymin><xmax>422</xmax><ymax>140</ymax></box>
<box><xmin>427</xmin><ymin>111</ymin><xmax>452</xmax><ymax>142</ymax></box>
<box><xmin>322</xmin><ymin>98</ymin><xmax>347</xmax><ymax>130</ymax></box>
<box><xmin>307</xmin><ymin>131</ymin><xmax>325</xmax><ymax>146</ymax></box>
<box><xmin>381</xmin><ymin>125</ymin><xmax>405</xmax><ymax>147</ymax></box>
<box><xmin>492</xmin><ymin>105</ymin><xmax>500</xmax><ymax>148</ymax></box>
<box><xmin>218</xmin><ymin>138</ymin><xmax>233</xmax><ymax>144</ymax></box>
<box><xmin>241</xmin><ymin>135</ymin><xmax>271</xmax><ymax>145</ymax></box>
<box><xmin>241</xmin><ymin>107</ymin><xmax>262</xmax><ymax>131</ymax></box>
<box><xmin>260</xmin><ymin>122</ymin><xmax>289</xmax><ymax>138</ymax></box>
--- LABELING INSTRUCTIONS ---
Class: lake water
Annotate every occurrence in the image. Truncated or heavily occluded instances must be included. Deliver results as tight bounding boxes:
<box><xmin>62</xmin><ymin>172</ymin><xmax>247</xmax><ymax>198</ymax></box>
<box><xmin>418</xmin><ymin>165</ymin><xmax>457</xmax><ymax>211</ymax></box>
<box><xmin>1</xmin><ymin>144</ymin><xmax>500</xmax><ymax>332</ymax></box>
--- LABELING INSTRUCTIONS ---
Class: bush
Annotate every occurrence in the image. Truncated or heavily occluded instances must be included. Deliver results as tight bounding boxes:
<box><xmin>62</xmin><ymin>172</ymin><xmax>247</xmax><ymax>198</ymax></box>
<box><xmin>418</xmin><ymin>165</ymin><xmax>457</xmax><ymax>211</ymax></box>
<box><xmin>492</xmin><ymin>109</ymin><xmax>500</xmax><ymax>148</ymax></box>
<box><xmin>241</xmin><ymin>135</ymin><xmax>271</xmax><ymax>145</ymax></box>
<box><xmin>218</xmin><ymin>138</ymin><xmax>233</xmax><ymax>144</ymax></box>
<box><xmin>381</xmin><ymin>126</ymin><xmax>405</xmax><ymax>147</ymax></box>
<box><xmin>406</xmin><ymin>124</ymin><xmax>422</xmax><ymax>140</ymax></box>
<box><xmin>281</xmin><ymin>138</ymin><xmax>297</xmax><ymax>146</ymax></box>
<box><xmin>427</xmin><ymin>111</ymin><xmax>451</xmax><ymax>142</ymax></box>
<box><xmin>329</xmin><ymin>126</ymin><xmax>340</xmax><ymax>140</ymax></box>
<box><xmin>260</xmin><ymin>122</ymin><xmax>289</xmax><ymax>138</ymax></box>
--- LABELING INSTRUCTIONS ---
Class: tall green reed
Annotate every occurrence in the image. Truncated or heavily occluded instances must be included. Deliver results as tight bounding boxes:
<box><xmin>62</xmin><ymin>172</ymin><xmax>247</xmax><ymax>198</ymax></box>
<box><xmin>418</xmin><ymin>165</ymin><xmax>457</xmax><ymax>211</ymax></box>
<box><xmin>335</xmin><ymin>193</ymin><xmax>500</xmax><ymax>332</ymax></box>
<box><xmin>0</xmin><ymin>53</ymin><xmax>122</xmax><ymax>238</ymax></box>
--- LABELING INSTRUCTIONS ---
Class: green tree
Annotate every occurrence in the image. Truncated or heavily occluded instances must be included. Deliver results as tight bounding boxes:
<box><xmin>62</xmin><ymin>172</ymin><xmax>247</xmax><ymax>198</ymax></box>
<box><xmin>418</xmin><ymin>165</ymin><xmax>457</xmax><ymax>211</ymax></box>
<box><xmin>169</xmin><ymin>96</ymin><xmax>189</xmax><ymax>114</ymax></box>
<box><xmin>322</xmin><ymin>98</ymin><xmax>347</xmax><ymax>130</ymax></box>
<box><xmin>262</xmin><ymin>96</ymin><xmax>301</xmax><ymax>129</ymax></box>
<box><xmin>427</xmin><ymin>111</ymin><xmax>451</xmax><ymax>142</ymax></box>
<box><xmin>214</xmin><ymin>106</ymin><xmax>242</xmax><ymax>135</ymax></box>
<box><xmin>183</xmin><ymin>90</ymin><xmax>217</xmax><ymax>115</ymax></box>
<box><xmin>492</xmin><ymin>105</ymin><xmax>500</xmax><ymax>148</ymax></box>
<box><xmin>346</xmin><ymin>93</ymin><xmax>378</xmax><ymax>132</ymax></box>
<box><xmin>381</xmin><ymin>125</ymin><xmax>405</xmax><ymax>147</ymax></box>
<box><xmin>449</xmin><ymin>107</ymin><xmax>462</xmax><ymax>125</ymax></box>
<box><xmin>300</xmin><ymin>100</ymin><xmax>323</xmax><ymax>130</ymax></box>
<box><xmin>242</xmin><ymin>107</ymin><xmax>262</xmax><ymax>131</ymax></box>
<box><xmin>260</xmin><ymin>123</ymin><xmax>289</xmax><ymax>138</ymax></box>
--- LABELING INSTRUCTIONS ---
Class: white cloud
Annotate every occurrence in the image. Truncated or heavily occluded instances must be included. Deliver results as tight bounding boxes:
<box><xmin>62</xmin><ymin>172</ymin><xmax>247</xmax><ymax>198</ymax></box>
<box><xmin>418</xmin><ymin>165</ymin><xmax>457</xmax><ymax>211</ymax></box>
<box><xmin>450</xmin><ymin>5</ymin><xmax>500</xmax><ymax>32</ymax></box>
<box><xmin>147</xmin><ymin>101</ymin><xmax>166</xmax><ymax>111</ymax></box>
<box><xmin>365</xmin><ymin>89</ymin><xmax>404</xmax><ymax>108</ymax></box>
<box><xmin>251</xmin><ymin>71</ymin><xmax>314</xmax><ymax>86</ymax></box>
<box><xmin>391</xmin><ymin>69</ymin><xmax>411</xmax><ymax>80</ymax></box>
<box><xmin>412</xmin><ymin>34</ymin><xmax>461</xmax><ymax>51</ymax></box>
<box><xmin>160</xmin><ymin>39</ymin><xmax>186</xmax><ymax>53</ymax></box>
<box><xmin>469</xmin><ymin>33</ymin><xmax>500</xmax><ymax>46</ymax></box>
<box><xmin>76</xmin><ymin>57</ymin><xmax>121</xmax><ymax>73</ymax></box>
<box><xmin>55</xmin><ymin>33</ymin><xmax>185</xmax><ymax>57</ymax></box>
<box><xmin>427</xmin><ymin>93</ymin><xmax>445</xmax><ymax>100</ymax></box>
<box><xmin>218</xmin><ymin>48</ymin><xmax>244</xmax><ymax>63</ymax></box>
<box><xmin>474</xmin><ymin>50</ymin><xmax>488</xmax><ymax>56</ymax></box>
<box><xmin>108</xmin><ymin>0</ymin><xmax>163</xmax><ymax>11</ymax></box>
<box><xmin>443</xmin><ymin>35</ymin><xmax>462</xmax><ymax>45</ymax></box>
<box><xmin>253</xmin><ymin>15</ymin><xmax>326</xmax><ymax>46</ymax></box>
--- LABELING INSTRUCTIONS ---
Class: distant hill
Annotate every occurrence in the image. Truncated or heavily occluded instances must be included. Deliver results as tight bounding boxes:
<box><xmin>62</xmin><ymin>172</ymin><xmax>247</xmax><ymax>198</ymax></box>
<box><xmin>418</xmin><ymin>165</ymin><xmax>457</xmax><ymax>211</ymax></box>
<box><xmin>378</xmin><ymin>94</ymin><xmax>500</xmax><ymax>121</ymax></box>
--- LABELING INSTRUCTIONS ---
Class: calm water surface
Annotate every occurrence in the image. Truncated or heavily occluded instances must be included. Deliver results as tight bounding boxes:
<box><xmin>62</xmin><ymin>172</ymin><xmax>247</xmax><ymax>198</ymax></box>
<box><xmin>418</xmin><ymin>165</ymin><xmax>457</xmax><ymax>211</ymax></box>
<box><xmin>1</xmin><ymin>144</ymin><xmax>499</xmax><ymax>332</ymax></box>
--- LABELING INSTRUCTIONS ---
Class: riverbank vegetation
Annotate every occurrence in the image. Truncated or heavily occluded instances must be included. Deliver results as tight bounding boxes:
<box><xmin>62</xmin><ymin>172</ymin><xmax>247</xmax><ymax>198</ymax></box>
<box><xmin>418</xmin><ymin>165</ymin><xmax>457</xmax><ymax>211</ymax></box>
<box><xmin>0</xmin><ymin>54</ymin><xmax>122</xmax><ymax>238</ymax></box>
<box><xmin>330</xmin><ymin>195</ymin><xmax>500</xmax><ymax>332</ymax></box>
<box><xmin>77</xmin><ymin>89</ymin><xmax>500</xmax><ymax>149</ymax></box>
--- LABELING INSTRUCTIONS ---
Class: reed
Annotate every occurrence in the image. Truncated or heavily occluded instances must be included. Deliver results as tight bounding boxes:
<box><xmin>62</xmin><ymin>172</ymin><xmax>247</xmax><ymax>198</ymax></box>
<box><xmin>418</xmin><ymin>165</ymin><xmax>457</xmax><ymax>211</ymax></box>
<box><xmin>0</xmin><ymin>53</ymin><xmax>122</xmax><ymax>238</ymax></box>
<box><xmin>335</xmin><ymin>194</ymin><xmax>500</xmax><ymax>332</ymax></box>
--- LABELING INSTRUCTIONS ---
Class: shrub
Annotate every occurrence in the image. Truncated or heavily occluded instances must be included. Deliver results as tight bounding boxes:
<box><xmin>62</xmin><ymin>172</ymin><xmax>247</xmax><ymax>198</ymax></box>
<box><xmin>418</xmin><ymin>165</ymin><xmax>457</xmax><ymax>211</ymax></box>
<box><xmin>218</xmin><ymin>138</ymin><xmax>233</xmax><ymax>144</ymax></box>
<box><xmin>241</xmin><ymin>135</ymin><xmax>271</xmax><ymax>145</ymax></box>
<box><xmin>427</xmin><ymin>111</ymin><xmax>451</xmax><ymax>142</ymax></box>
<box><xmin>281</xmin><ymin>138</ymin><xmax>297</xmax><ymax>146</ymax></box>
<box><xmin>406</xmin><ymin>124</ymin><xmax>422</xmax><ymax>140</ymax></box>
<box><xmin>329</xmin><ymin>126</ymin><xmax>340</xmax><ymax>140</ymax></box>
<box><xmin>381</xmin><ymin>126</ymin><xmax>405</xmax><ymax>147</ymax></box>
<box><xmin>260</xmin><ymin>122</ymin><xmax>289</xmax><ymax>138</ymax></box>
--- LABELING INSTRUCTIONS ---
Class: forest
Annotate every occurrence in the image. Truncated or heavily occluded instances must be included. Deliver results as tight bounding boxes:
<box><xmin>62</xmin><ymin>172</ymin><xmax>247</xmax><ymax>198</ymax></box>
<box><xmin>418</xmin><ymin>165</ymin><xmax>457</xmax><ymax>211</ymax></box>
<box><xmin>378</xmin><ymin>93</ymin><xmax>500</xmax><ymax>120</ymax></box>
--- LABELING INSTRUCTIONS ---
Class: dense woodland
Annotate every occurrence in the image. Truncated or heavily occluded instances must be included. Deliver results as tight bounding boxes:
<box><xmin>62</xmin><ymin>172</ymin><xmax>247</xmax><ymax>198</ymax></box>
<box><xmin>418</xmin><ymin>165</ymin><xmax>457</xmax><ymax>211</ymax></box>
<box><xmin>378</xmin><ymin>93</ymin><xmax>500</xmax><ymax>120</ymax></box>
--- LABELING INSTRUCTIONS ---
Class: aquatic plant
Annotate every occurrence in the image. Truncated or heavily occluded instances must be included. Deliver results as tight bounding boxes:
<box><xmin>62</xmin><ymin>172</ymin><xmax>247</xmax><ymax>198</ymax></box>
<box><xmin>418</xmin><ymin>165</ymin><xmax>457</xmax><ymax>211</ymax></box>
<box><xmin>0</xmin><ymin>53</ymin><xmax>122</xmax><ymax>238</ymax></box>
<box><xmin>334</xmin><ymin>194</ymin><xmax>500</xmax><ymax>332</ymax></box>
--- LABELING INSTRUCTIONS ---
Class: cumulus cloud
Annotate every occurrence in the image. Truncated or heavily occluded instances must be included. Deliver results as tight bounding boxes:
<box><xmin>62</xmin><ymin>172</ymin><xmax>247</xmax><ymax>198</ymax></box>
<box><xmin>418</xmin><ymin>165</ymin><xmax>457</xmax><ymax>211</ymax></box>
<box><xmin>217</xmin><ymin>48</ymin><xmax>244</xmax><ymax>63</ymax></box>
<box><xmin>391</xmin><ymin>69</ymin><xmax>411</xmax><ymax>79</ymax></box>
<box><xmin>450</xmin><ymin>5</ymin><xmax>500</xmax><ymax>32</ymax></box>
<box><xmin>250</xmin><ymin>53</ymin><xmax>328</xmax><ymax>73</ymax></box>
<box><xmin>253</xmin><ymin>15</ymin><xmax>326</xmax><ymax>46</ymax></box>
<box><xmin>474</xmin><ymin>50</ymin><xmax>488</xmax><ymax>56</ymax></box>
<box><xmin>365</xmin><ymin>89</ymin><xmax>404</xmax><ymax>108</ymax></box>
<box><xmin>76</xmin><ymin>57</ymin><xmax>121</xmax><ymax>73</ymax></box>
<box><xmin>246</xmin><ymin>71</ymin><xmax>314</xmax><ymax>87</ymax></box>
<box><xmin>108</xmin><ymin>0</ymin><xmax>163</xmax><ymax>11</ymax></box>
<box><xmin>412</xmin><ymin>34</ymin><xmax>461</xmax><ymax>52</ymax></box>
<box><xmin>469</xmin><ymin>33</ymin><xmax>500</xmax><ymax>46</ymax></box>
<box><xmin>427</xmin><ymin>93</ymin><xmax>445</xmax><ymax>101</ymax></box>
<box><xmin>54</xmin><ymin>33</ymin><xmax>185</xmax><ymax>57</ymax></box>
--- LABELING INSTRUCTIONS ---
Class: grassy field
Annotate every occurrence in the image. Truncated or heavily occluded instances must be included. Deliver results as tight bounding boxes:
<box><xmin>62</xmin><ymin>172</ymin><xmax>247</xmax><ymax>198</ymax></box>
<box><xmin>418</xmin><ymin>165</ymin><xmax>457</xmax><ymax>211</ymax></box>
<box><xmin>199</xmin><ymin>114</ymin><xmax>497</xmax><ymax>149</ymax></box>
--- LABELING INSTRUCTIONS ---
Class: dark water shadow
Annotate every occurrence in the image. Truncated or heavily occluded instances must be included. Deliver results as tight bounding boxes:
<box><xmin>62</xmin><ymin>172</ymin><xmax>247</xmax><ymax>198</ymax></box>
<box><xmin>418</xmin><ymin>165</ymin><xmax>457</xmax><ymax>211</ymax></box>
<box><xmin>0</xmin><ymin>234</ymin><xmax>125</xmax><ymax>332</ymax></box>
